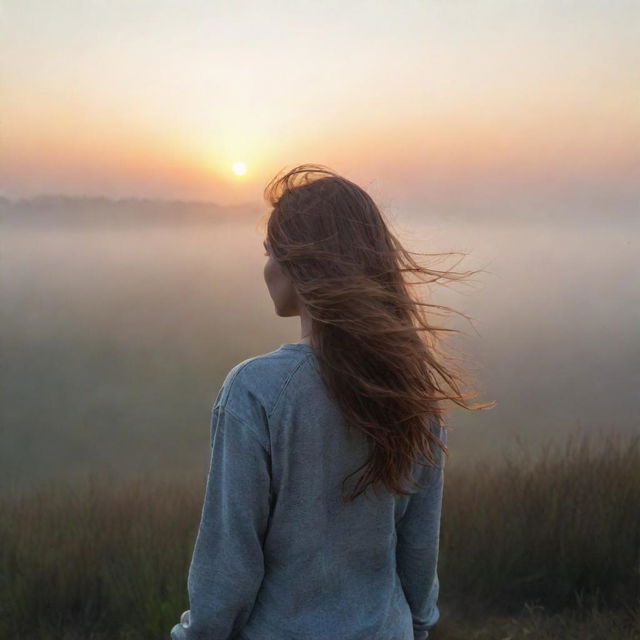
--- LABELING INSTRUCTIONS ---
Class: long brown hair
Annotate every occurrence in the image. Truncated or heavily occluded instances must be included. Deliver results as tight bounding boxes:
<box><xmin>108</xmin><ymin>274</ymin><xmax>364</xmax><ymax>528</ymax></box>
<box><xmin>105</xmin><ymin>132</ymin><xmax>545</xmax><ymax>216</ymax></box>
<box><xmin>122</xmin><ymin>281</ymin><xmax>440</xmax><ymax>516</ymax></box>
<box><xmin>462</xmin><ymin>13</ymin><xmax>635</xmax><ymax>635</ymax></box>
<box><xmin>259</xmin><ymin>163</ymin><xmax>495</xmax><ymax>503</ymax></box>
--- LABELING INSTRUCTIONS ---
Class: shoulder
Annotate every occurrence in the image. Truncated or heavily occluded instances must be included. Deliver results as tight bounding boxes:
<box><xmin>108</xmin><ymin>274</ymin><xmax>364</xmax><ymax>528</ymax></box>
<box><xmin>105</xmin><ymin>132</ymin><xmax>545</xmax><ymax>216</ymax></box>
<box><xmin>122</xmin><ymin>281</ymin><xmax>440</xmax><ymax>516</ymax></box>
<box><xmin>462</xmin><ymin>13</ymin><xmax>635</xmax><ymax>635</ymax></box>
<box><xmin>214</xmin><ymin>345</ymin><xmax>314</xmax><ymax>427</ymax></box>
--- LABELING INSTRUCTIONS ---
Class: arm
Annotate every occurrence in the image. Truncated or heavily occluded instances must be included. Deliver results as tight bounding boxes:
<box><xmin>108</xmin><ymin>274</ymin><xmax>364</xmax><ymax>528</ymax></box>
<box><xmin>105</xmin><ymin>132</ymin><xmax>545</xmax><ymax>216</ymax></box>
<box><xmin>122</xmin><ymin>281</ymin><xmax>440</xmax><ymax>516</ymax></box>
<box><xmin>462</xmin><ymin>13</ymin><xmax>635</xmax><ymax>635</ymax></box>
<box><xmin>395</xmin><ymin>424</ymin><xmax>447</xmax><ymax>640</ymax></box>
<box><xmin>171</xmin><ymin>403</ymin><xmax>271</xmax><ymax>640</ymax></box>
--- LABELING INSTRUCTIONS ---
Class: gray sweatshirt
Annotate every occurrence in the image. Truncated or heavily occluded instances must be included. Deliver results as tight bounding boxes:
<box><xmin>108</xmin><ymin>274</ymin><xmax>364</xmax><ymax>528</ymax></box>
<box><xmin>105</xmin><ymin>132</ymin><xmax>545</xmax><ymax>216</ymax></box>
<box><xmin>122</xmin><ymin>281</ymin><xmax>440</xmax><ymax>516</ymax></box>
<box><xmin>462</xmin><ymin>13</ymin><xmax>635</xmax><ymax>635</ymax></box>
<box><xmin>170</xmin><ymin>341</ymin><xmax>446</xmax><ymax>640</ymax></box>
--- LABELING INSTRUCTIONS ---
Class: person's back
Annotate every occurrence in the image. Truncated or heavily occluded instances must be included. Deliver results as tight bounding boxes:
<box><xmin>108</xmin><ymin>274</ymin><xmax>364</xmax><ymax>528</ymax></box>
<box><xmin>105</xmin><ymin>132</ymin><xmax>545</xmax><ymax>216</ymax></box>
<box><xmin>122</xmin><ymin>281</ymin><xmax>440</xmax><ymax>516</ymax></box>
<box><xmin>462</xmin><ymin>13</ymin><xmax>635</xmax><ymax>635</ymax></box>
<box><xmin>171</xmin><ymin>342</ymin><xmax>446</xmax><ymax>640</ymax></box>
<box><xmin>170</xmin><ymin>163</ymin><xmax>492</xmax><ymax>639</ymax></box>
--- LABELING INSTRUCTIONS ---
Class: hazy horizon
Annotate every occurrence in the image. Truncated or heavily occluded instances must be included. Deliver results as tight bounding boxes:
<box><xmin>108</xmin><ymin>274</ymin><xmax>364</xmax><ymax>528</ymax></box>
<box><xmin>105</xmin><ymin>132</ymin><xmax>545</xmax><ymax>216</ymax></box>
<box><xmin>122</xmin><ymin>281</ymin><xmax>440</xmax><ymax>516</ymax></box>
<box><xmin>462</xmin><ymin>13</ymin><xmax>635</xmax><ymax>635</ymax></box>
<box><xmin>2</xmin><ymin>200</ymin><xmax>638</xmax><ymax>489</ymax></box>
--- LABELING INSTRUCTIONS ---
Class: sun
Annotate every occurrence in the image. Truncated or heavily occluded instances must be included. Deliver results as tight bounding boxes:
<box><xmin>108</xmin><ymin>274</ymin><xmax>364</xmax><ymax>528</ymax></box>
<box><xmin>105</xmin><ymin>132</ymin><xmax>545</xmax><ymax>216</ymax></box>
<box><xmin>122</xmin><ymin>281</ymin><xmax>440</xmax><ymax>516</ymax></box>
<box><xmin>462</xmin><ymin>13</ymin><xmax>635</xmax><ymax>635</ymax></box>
<box><xmin>232</xmin><ymin>161</ymin><xmax>247</xmax><ymax>176</ymax></box>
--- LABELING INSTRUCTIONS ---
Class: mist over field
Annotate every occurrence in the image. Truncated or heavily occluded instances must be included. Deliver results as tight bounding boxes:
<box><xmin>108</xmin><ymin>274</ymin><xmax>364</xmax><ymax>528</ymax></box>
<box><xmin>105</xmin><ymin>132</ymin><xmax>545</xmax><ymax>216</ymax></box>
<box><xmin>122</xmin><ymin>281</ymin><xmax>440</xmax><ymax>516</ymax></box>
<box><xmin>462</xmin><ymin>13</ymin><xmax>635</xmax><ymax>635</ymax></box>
<box><xmin>1</xmin><ymin>198</ymin><xmax>638</xmax><ymax>489</ymax></box>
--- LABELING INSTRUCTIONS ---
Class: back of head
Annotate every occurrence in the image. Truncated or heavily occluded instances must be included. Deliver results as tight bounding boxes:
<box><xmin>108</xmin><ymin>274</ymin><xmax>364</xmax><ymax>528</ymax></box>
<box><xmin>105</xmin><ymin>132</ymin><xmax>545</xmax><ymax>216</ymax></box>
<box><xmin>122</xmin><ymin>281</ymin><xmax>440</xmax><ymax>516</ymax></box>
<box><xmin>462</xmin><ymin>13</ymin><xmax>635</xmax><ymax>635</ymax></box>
<box><xmin>260</xmin><ymin>164</ymin><xmax>494</xmax><ymax>503</ymax></box>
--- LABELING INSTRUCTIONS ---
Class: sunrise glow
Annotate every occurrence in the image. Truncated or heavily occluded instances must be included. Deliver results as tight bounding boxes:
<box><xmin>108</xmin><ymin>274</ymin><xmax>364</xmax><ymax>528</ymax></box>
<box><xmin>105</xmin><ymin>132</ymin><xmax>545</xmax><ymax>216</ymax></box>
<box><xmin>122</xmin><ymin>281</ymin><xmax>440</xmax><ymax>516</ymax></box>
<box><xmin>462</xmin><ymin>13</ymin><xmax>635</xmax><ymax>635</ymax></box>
<box><xmin>0</xmin><ymin>2</ymin><xmax>636</xmax><ymax>206</ymax></box>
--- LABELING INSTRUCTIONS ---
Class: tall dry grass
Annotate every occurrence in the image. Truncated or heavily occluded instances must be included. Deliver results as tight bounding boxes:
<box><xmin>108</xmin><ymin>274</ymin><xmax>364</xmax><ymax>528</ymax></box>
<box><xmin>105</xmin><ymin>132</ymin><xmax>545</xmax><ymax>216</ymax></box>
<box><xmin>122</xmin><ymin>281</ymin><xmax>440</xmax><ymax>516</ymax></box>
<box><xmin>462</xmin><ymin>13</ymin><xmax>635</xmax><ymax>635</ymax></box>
<box><xmin>1</xmin><ymin>427</ymin><xmax>639</xmax><ymax>639</ymax></box>
<box><xmin>0</xmin><ymin>476</ymin><xmax>204</xmax><ymax>638</ymax></box>
<box><xmin>440</xmin><ymin>428</ymin><xmax>640</xmax><ymax>616</ymax></box>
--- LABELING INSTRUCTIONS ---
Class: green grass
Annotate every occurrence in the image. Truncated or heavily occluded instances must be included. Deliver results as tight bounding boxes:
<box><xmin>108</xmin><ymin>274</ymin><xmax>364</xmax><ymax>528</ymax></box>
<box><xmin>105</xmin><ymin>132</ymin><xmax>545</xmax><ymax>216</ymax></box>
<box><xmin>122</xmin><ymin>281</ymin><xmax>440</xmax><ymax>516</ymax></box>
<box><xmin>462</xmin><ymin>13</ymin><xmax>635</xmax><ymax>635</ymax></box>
<box><xmin>1</xmin><ymin>427</ymin><xmax>639</xmax><ymax>639</ymax></box>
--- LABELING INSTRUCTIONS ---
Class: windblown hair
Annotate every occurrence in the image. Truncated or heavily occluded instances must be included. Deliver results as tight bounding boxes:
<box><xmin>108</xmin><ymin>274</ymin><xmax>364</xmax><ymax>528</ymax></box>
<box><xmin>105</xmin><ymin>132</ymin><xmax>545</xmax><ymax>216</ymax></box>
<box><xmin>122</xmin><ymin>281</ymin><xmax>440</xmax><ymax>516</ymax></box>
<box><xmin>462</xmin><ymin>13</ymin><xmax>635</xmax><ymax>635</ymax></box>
<box><xmin>259</xmin><ymin>164</ymin><xmax>495</xmax><ymax>503</ymax></box>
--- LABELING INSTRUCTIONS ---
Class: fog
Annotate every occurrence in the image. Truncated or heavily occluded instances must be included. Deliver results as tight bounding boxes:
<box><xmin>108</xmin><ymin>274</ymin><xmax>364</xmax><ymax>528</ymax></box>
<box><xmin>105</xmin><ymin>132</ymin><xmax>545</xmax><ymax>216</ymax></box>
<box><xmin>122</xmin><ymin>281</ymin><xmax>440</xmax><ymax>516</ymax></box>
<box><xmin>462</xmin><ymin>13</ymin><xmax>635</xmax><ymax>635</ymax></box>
<box><xmin>2</xmin><ymin>200</ymin><xmax>638</xmax><ymax>488</ymax></box>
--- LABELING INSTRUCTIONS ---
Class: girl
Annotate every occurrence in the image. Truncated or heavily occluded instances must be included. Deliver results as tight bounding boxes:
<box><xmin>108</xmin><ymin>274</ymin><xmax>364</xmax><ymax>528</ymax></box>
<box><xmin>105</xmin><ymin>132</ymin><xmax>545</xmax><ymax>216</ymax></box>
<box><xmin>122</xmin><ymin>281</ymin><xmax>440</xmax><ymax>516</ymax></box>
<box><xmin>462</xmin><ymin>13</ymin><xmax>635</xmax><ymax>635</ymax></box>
<box><xmin>171</xmin><ymin>164</ymin><xmax>491</xmax><ymax>640</ymax></box>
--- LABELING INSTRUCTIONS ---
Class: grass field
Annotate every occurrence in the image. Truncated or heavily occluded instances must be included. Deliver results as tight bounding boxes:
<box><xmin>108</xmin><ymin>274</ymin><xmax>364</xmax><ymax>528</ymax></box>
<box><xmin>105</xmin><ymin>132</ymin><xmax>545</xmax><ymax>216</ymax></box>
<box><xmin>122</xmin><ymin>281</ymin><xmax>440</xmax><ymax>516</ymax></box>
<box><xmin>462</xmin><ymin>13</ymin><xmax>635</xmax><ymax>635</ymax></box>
<box><xmin>1</xmin><ymin>427</ymin><xmax>639</xmax><ymax>639</ymax></box>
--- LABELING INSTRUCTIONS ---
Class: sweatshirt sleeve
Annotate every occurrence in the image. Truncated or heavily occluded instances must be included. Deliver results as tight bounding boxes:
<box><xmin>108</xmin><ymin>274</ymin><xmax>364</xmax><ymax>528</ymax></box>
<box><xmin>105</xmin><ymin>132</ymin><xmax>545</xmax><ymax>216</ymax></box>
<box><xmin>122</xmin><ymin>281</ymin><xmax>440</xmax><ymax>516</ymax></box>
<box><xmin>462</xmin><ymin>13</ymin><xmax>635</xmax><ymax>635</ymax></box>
<box><xmin>170</xmin><ymin>402</ymin><xmax>271</xmax><ymax>640</ymax></box>
<box><xmin>395</xmin><ymin>423</ymin><xmax>447</xmax><ymax>640</ymax></box>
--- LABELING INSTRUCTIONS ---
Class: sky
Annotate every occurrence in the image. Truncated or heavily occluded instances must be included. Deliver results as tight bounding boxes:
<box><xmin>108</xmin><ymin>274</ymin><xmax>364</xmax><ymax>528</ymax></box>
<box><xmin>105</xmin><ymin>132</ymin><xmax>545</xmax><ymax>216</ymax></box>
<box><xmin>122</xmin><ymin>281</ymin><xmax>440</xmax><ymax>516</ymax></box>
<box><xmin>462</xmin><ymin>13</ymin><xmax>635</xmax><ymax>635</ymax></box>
<box><xmin>1</xmin><ymin>0</ymin><xmax>638</xmax><ymax>208</ymax></box>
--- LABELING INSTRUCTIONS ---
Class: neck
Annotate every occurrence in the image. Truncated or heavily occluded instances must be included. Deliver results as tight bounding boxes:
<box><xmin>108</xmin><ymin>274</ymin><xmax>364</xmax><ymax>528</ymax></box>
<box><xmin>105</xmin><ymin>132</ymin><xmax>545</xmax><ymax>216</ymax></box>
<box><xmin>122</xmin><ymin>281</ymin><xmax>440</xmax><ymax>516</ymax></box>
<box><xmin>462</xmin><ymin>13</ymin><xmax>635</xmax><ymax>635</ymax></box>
<box><xmin>299</xmin><ymin>306</ymin><xmax>313</xmax><ymax>345</ymax></box>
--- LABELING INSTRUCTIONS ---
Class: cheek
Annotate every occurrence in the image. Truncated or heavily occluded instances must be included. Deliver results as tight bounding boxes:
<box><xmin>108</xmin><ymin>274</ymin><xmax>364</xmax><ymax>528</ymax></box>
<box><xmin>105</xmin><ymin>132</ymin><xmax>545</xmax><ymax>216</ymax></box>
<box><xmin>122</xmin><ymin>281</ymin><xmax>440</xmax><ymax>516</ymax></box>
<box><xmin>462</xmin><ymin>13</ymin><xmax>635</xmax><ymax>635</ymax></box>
<box><xmin>264</xmin><ymin>259</ymin><xmax>295</xmax><ymax>300</ymax></box>
<box><xmin>264</xmin><ymin>258</ymin><xmax>275</xmax><ymax>284</ymax></box>
<box><xmin>264</xmin><ymin>258</ymin><xmax>282</xmax><ymax>290</ymax></box>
